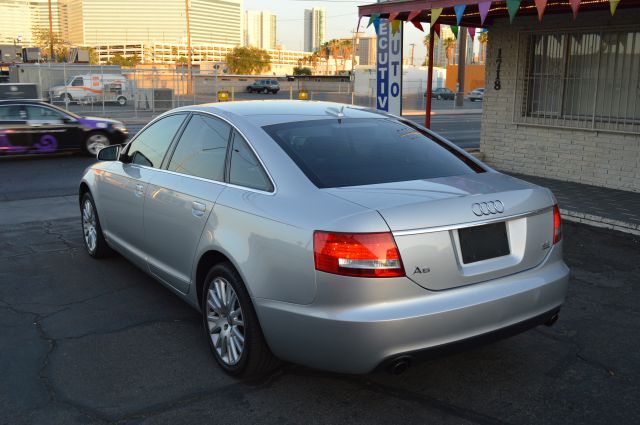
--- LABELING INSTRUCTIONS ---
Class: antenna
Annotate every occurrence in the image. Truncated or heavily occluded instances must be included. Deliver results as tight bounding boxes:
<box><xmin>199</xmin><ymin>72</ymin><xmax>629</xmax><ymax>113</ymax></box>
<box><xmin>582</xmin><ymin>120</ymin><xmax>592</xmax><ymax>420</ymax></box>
<box><xmin>325</xmin><ymin>105</ymin><xmax>345</xmax><ymax>123</ymax></box>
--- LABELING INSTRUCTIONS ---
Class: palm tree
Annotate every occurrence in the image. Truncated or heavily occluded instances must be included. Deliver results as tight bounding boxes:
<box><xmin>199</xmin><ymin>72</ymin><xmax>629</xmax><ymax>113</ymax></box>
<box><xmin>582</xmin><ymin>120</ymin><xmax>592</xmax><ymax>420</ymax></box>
<box><xmin>423</xmin><ymin>34</ymin><xmax>431</xmax><ymax>65</ymax></box>
<box><xmin>478</xmin><ymin>31</ymin><xmax>488</xmax><ymax>64</ymax></box>
<box><xmin>443</xmin><ymin>37</ymin><xmax>456</xmax><ymax>65</ymax></box>
<box><xmin>340</xmin><ymin>39</ymin><xmax>353</xmax><ymax>72</ymax></box>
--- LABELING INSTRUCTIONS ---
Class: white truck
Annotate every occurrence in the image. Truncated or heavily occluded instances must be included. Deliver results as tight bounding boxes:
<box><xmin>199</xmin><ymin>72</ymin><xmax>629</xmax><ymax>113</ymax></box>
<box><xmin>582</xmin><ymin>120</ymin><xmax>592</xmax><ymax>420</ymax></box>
<box><xmin>50</xmin><ymin>74</ymin><xmax>131</xmax><ymax>106</ymax></box>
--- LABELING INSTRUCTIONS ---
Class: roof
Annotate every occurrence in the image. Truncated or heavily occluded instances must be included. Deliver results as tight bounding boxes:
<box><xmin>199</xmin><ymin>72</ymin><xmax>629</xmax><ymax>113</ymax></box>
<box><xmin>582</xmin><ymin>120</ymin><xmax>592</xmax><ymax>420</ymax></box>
<box><xmin>358</xmin><ymin>0</ymin><xmax>640</xmax><ymax>27</ymax></box>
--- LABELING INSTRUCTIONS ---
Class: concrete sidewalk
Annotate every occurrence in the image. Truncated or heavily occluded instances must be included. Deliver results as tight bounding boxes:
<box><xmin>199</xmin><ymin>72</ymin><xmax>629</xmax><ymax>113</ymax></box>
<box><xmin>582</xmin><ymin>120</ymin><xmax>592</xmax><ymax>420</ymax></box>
<box><xmin>403</xmin><ymin>108</ymin><xmax>483</xmax><ymax>116</ymax></box>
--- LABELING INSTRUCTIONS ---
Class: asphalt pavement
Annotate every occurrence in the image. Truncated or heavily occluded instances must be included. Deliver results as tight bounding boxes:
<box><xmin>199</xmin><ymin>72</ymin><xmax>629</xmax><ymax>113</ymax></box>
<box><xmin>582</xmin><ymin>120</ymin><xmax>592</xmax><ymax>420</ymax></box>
<box><xmin>1</xmin><ymin>219</ymin><xmax>638</xmax><ymax>424</ymax></box>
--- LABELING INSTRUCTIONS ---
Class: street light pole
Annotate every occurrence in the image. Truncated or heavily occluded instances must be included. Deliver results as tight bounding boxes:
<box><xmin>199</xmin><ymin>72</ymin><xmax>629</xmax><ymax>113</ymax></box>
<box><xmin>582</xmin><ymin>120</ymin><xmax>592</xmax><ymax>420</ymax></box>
<box><xmin>185</xmin><ymin>0</ymin><xmax>192</xmax><ymax>94</ymax></box>
<box><xmin>455</xmin><ymin>27</ymin><xmax>467</xmax><ymax>108</ymax></box>
<box><xmin>48</xmin><ymin>0</ymin><xmax>54</xmax><ymax>61</ymax></box>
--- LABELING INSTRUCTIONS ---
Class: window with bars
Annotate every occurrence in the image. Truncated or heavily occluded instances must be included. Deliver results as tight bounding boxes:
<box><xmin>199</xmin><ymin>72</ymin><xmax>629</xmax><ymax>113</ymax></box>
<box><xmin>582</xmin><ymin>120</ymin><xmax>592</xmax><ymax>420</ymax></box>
<box><xmin>517</xmin><ymin>29</ymin><xmax>640</xmax><ymax>134</ymax></box>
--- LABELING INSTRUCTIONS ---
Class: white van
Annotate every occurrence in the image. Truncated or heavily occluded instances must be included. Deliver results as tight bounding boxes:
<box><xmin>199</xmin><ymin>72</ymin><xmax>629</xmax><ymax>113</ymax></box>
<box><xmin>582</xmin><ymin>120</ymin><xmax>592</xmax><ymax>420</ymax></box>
<box><xmin>50</xmin><ymin>74</ymin><xmax>130</xmax><ymax>105</ymax></box>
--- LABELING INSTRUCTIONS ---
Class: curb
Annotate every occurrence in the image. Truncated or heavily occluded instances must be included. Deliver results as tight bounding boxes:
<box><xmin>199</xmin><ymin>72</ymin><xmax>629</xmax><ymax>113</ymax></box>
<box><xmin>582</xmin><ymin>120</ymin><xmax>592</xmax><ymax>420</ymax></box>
<box><xmin>560</xmin><ymin>209</ymin><xmax>640</xmax><ymax>236</ymax></box>
<box><xmin>402</xmin><ymin>109</ymin><xmax>483</xmax><ymax>116</ymax></box>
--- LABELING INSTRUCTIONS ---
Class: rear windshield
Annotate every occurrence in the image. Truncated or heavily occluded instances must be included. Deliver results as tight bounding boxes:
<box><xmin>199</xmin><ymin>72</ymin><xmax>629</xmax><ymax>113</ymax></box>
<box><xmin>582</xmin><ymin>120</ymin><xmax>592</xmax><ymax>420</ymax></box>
<box><xmin>263</xmin><ymin>118</ymin><xmax>482</xmax><ymax>188</ymax></box>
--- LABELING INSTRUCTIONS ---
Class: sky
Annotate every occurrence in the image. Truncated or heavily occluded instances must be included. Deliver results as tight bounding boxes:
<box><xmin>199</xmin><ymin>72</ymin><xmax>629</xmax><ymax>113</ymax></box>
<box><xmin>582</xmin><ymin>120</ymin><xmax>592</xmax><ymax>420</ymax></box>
<box><xmin>243</xmin><ymin>0</ymin><xmax>428</xmax><ymax>65</ymax></box>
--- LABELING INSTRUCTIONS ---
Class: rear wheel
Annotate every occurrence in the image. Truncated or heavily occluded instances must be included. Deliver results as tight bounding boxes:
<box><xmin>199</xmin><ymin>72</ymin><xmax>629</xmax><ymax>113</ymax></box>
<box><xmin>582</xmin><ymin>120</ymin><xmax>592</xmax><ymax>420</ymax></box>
<box><xmin>262</xmin><ymin>88</ymin><xmax>269</xmax><ymax>94</ymax></box>
<box><xmin>437</xmin><ymin>95</ymin><xmax>443</xmax><ymax>100</ymax></box>
<box><xmin>59</xmin><ymin>93</ymin><xmax>73</xmax><ymax>104</ymax></box>
<box><xmin>202</xmin><ymin>263</ymin><xmax>278</xmax><ymax>377</ymax></box>
<box><xmin>80</xmin><ymin>192</ymin><xmax>112</xmax><ymax>258</ymax></box>
<box><xmin>84</xmin><ymin>132</ymin><xmax>110</xmax><ymax>156</ymax></box>
<box><xmin>116</xmin><ymin>96</ymin><xmax>127</xmax><ymax>106</ymax></box>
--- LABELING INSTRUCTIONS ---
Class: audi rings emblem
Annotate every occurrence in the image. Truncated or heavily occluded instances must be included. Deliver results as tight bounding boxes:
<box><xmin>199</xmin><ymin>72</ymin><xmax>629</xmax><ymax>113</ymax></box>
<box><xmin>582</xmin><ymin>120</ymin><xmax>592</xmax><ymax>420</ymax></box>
<box><xmin>471</xmin><ymin>200</ymin><xmax>505</xmax><ymax>216</ymax></box>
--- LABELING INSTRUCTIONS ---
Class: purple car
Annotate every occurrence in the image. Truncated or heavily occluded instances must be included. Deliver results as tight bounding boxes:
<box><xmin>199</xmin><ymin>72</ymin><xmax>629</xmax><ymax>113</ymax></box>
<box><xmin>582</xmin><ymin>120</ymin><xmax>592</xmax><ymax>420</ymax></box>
<box><xmin>0</xmin><ymin>100</ymin><xmax>128</xmax><ymax>156</ymax></box>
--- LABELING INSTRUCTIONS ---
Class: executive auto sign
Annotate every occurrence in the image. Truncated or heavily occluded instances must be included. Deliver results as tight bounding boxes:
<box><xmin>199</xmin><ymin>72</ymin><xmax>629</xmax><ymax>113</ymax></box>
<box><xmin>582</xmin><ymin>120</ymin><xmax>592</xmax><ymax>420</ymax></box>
<box><xmin>376</xmin><ymin>19</ymin><xmax>403</xmax><ymax>115</ymax></box>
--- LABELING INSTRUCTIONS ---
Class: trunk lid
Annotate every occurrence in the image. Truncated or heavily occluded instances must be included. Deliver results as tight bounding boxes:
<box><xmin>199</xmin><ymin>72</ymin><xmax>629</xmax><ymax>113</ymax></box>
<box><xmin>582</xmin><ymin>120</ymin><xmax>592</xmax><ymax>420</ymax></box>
<box><xmin>326</xmin><ymin>172</ymin><xmax>556</xmax><ymax>291</ymax></box>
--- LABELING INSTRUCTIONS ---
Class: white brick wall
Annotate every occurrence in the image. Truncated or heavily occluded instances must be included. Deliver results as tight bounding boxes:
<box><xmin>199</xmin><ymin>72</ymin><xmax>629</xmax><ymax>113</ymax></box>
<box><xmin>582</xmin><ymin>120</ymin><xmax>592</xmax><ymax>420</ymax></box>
<box><xmin>481</xmin><ymin>11</ymin><xmax>640</xmax><ymax>193</ymax></box>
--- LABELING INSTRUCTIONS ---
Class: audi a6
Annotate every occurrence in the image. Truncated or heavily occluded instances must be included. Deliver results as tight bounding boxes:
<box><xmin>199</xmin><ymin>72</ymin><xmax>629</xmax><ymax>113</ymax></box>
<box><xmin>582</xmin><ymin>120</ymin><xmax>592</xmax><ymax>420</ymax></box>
<box><xmin>79</xmin><ymin>101</ymin><xmax>569</xmax><ymax>377</ymax></box>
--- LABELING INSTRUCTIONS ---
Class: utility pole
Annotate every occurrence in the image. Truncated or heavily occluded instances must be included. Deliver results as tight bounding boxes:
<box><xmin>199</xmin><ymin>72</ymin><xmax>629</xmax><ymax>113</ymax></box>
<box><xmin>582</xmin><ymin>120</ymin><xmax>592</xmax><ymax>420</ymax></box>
<box><xmin>48</xmin><ymin>0</ymin><xmax>54</xmax><ymax>61</ymax></box>
<box><xmin>409</xmin><ymin>43</ymin><xmax>415</xmax><ymax>66</ymax></box>
<box><xmin>185</xmin><ymin>0</ymin><xmax>193</xmax><ymax>94</ymax></box>
<box><xmin>454</xmin><ymin>27</ymin><xmax>467</xmax><ymax>108</ymax></box>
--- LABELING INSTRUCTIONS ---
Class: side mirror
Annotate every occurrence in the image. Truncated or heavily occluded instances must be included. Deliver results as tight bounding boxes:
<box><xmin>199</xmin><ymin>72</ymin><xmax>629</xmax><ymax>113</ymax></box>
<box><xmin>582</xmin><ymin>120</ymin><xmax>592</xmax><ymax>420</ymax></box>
<box><xmin>97</xmin><ymin>145</ymin><xmax>121</xmax><ymax>161</ymax></box>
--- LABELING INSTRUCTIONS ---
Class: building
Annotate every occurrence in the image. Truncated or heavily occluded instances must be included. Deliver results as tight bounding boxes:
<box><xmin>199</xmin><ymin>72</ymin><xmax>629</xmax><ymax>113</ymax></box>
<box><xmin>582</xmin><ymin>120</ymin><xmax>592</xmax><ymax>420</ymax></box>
<box><xmin>92</xmin><ymin>43</ymin><xmax>308</xmax><ymax>75</ymax></box>
<box><xmin>355</xmin><ymin>33</ymin><xmax>376</xmax><ymax>66</ymax></box>
<box><xmin>431</xmin><ymin>25</ymin><xmax>479</xmax><ymax>67</ymax></box>
<box><xmin>58</xmin><ymin>0</ymin><xmax>242</xmax><ymax>47</ymax></box>
<box><xmin>359</xmin><ymin>0</ymin><xmax>640</xmax><ymax>193</ymax></box>
<box><xmin>303</xmin><ymin>8</ymin><xmax>326</xmax><ymax>52</ymax></box>
<box><xmin>0</xmin><ymin>0</ymin><xmax>60</xmax><ymax>45</ymax></box>
<box><xmin>244</xmin><ymin>11</ymin><xmax>276</xmax><ymax>50</ymax></box>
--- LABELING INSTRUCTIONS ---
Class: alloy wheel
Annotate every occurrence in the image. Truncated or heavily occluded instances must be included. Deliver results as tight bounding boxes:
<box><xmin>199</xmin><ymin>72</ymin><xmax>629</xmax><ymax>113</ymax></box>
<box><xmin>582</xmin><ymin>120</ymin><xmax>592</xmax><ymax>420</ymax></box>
<box><xmin>86</xmin><ymin>134</ymin><xmax>110</xmax><ymax>155</ymax></box>
<box><xmin>206</xmin><ymin>277</ymin><xmax>245</xmax><ymax>365</ymax></box>
<box><xmin>82</xmin><ymin>199</ymin><xmax>97</xmax><ymax>253</ymax></box>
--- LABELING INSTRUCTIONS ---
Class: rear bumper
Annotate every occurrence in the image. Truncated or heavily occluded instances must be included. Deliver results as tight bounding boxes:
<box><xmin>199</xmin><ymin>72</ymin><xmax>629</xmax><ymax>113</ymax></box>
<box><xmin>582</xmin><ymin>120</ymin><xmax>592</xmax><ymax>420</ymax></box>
<box><xmin>254</xmin><ymin>258</ymin><xmax>569</xmax><ymax>374</ymax></box>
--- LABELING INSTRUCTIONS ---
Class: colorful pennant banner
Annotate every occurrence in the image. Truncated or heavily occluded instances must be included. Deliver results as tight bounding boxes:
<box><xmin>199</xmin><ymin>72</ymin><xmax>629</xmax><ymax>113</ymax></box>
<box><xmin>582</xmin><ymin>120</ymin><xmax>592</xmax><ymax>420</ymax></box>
<box><xmin>367</xmin><ymin>13</ymin><xmax>379</xmax><ymax>28</ymax></box>
<box><xmin>388</xmin><ymin>12</ymin><xmax>400</xmax><ymax>22</ymax></box>
<box><xmin>451</xmin><ymin>25</ymin><xmax>459</xmax><ymax>39</ymax></box>
<box><xmin>478</xmin><ymin>1</ymin><xmax>492</xmax><ymax>25</ymax></box>
<box><xmin>407</xmin><ymin>10</ymin><xmax>421</xmax><ymax>22</ymax></box>
<box><xmin>391</xmin><ymin>19</ymin><xmax>401</xmax><ymax>35</ymax></box>
<box><xmin>433</xmin><ymin>23</ymin><xmax>441</xmax><ymax>38</ymax></box>
<box><xmin>610</xmin><ymin>0</ymin><xmax>621</xmax><ymax>14</ymax></box>
<box><xmin>411</xmin><ymin>20</ymin><xmax>424</xmax><ymax>31</ymax></box>
<box><xmin>534</xmin><ymin>0</ymin><xmax>548</xmax><ymax>20</ymax></box>
<box><xmin>468</xmin><ymin>27</ymin><xmax>476</xmax><ymax>40</ymax></box>
<box><xmin>453</xmin><ymin>5</ymin><xmax>466</xmax><ymax>26</ymax></box>
<box><xmin>569</xmin><ymin>0</ymin><xmax>581</xmax><ymax>19</ymax></box>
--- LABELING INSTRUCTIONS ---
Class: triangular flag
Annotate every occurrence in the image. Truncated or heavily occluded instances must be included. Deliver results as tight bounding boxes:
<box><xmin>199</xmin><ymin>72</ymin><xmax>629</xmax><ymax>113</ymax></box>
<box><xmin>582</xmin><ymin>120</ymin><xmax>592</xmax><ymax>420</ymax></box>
<box><xmin>569</xmin><ymin>0</ymin><xmax>581</xmax><ymax>19</ymax></box>
<box><xmin>478</xmin><ymin>1</ymin><xmax>492</xmax><ymax>25</ymax></box>
<box><xmin>453</xmin><ymin>5</ymin><xmax>466</xmax><ymax>25</ymax></box>
<box><xmin>373</xmin><ymin>16</ymin><xmax>381</xmax><ymax>35</ymax></box>
<box><xmin>411</xmin><ymin>20</ymin><xmax>424</xmax><ymax>31</ymax></box>
<box><xmin>407</xmin><ymin>10</ymin><xmax>421</xmax><ymax>21</ymax></box>
<box><xmin>610</xmin><ymin>0</ymin><xmax>621</xmax><ymax>14</ymax></box>
<box><xmin>388</xmin><ymin>12</ymin><xmax>400</xmax><ymax>22</ymax></box>
<box><xmin>534</xmin><ymin>0</ymin><xmax>547</xmax><ymax>20</ymax></box>
<box><xmin>431</xmin><ymin>8</ymin><xmax>442</xmax><ymax>26</ymax></box>
<box><xmin>468</xmin><ymin>27</ymin><xmax>476</xmax><ymax>40</ymax></box>
<box><xmin>391</xmin><ymin>20</ymin><xmax>401</xmax><ymax>35</ymax></box>
<box><xmin>451</xmin><ymin>25</ymin><xmax>459</xmax><ymax>39</ymax></box>
<box><xmin>367</xmin><ymin>13</ymin><xmax>380</xmax><ymax>28</ymax></box>
<box><xmin>506</xmin><ymin>0</ymin><xmax>521</xmax><ymax>23</ymax></box>
<box><xmin>433</xmin><ymin>23</ymin><xmax>441</xmax><ymax>38</ymax></box>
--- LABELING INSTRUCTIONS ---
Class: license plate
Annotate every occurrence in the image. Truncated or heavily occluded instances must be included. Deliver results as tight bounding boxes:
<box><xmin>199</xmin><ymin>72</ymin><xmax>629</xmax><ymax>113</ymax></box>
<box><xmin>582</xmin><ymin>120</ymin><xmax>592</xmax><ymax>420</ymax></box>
<box><xmin>458</xmin><ymin>222</ymin><xmax>510</xmax><ymax>264</ymax></box>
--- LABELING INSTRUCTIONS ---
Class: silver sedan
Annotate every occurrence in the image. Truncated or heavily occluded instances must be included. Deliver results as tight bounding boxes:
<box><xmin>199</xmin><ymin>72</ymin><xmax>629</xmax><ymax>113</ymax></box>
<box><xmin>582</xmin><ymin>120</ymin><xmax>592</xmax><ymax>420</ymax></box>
<box><xmin>79</xmin><ymin>101</ymin><xmax>569</xmax><ymax>377</ymax></box>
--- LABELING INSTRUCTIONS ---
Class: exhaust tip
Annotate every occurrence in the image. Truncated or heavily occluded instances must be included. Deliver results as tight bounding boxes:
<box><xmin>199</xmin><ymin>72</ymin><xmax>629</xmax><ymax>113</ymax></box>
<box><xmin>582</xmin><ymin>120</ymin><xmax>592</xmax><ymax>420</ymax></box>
<box><xmin>386</xmin><ymin>356</ymin><xmax>412</xmax><ymax>375</ymax></box>
<box><xmin>545</xmin><ymin>313</ymin><xmax>559</xmax><ymax>327</ymax></box>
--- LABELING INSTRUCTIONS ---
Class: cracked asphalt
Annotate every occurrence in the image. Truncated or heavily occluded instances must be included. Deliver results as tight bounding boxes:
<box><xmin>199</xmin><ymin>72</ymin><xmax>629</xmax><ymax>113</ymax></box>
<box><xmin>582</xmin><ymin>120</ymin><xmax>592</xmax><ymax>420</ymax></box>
<box><xmin>1</xmin><ymin>218</ymin><xmax>639</xmax><ymax>425</ymax></box>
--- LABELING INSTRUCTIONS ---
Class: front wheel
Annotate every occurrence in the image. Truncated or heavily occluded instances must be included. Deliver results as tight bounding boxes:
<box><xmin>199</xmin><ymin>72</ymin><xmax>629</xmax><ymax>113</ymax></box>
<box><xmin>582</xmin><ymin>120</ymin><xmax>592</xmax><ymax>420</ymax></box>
<box><xmin>81</xmin><ymin>192</ymin><xmax>112</xmax><ymax>258</ymax></box>
<box><xmin>437</xmin><ymin>95</ymin><xmax>443</xmax><ymax>100</ymax></box>
<box><xmin>84</xmin><ymin>132</ymin><xmax>111</xmax><ymax>156</ymax></box>
<box><xmin>202</xmin><ymin>263</ymin><xmax>278</xmax><ymax>377</ymax></box>
<box><xmin>116</xmin><ymin>96</ymin><xmax>127</xmax><ymax>106</ymax></box>
<box><xmin>262</xmin><ymin>88</ymin><xmax>269</xmax><ymax>94</ymax></box>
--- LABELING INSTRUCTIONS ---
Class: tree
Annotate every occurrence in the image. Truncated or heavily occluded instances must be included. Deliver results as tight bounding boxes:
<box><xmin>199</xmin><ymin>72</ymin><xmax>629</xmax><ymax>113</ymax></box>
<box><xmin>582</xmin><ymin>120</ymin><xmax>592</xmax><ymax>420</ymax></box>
<box><xmin>31</xmin><ymin>26</ymin><xmax>67</xmax><ymax>62</ymax></box>
<box><xmin>176</xmin><ymin>55</ymin><xmax>188</xmax><ymax>65</ymax></box>
<box><xmin>293</xmin><ymin>67</ymin><xmax>312</xmax><ymax>76</ymax></box>
<box><xmin>107</xmin><ymin>53</ymin><xmax>141</xmax><ymax>67</ymax></box>
<box><xmin>444</xmin><ymin>37</ymin><xmax>457</xmax><ymax>65</ymax></box>
<box><xmin>423</xmin><ymin>34</ymin><xmax>431</xmax><ymax>65</ymax></box>
<box><xmin>225</xmin><ymin>46</ymin><xmax>271</xmax><ymax>75</ymax></box>
<box><xmin>478</xmin><ymin>31</ymin><xmax>488</xmax><ymax>63</ymax></box>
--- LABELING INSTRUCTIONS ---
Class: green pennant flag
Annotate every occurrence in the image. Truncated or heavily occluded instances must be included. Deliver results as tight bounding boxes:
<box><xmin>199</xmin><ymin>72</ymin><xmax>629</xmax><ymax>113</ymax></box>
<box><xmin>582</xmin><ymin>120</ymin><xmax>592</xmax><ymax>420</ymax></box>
<box><xmin>367</xmin><ymin>13</ymin><xmax>380</xmax><ymax>28</ymax></box>
<box><xmin>610</xmin><ymin>0</ymin><xmax>621</xmax><ymax>15</ymax></box>
<box><xmin>506</xmin><ymin>0</ymin><xmax>521</xmax><ymax>23</ymax></box>
<box><xmin>451</xmin><ymin>25</ymin><xmax>459</xmax><ymax>39</ymax></box>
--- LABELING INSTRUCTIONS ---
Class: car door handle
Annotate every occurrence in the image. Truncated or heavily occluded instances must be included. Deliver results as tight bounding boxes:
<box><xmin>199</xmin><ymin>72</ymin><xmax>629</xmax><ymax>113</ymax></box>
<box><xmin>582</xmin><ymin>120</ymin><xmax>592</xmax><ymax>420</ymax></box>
<box><xmin>192</xmin><ymin>201</ymin><xmax>206</xmax><ymax>217</ymax></box>
<box><xmin>135</xmin><ymin>184</ymin><xmax>145</xmax><ymax>197</ymax></box>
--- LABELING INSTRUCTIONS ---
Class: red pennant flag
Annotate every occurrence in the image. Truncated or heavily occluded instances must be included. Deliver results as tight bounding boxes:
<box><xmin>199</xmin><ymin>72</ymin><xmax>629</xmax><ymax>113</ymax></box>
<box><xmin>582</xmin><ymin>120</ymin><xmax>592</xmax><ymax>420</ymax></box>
<box><xmin>407</xmin><ymin>10</ymin><xmax>421</xmax><ymax>21</ymax></box>
<box><xmin>388</xmin><ymin>12</ymin><xmax>400</xmax><ymax>21</ymax></box>
<box><xmin>411</xmin><ymin>20</ymin><xmax>424</xmax><ymax>31</ymax></box>
<box><xmin>433</xmin><ymin>23</ymin><xmax>441</xmax><ymax>38</ymax></box>
<box><xmin>534</xmin><ymin>0</ymin><xmax>547</xmax><ymax>20</ymax></box>
<box><xmin>569</xmin><ymin>0</ymin><xmax>581</xmax><ymax>19</ymax></box>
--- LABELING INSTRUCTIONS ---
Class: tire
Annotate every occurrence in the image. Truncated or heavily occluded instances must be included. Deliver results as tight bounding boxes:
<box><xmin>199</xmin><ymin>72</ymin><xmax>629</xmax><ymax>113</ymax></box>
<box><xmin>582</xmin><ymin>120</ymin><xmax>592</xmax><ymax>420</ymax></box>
<box><xmin>262</xmin><ymin>88</ymin><xmax>269</xmax><ymax>94</ymax></box>
<box><xmin>116</xmin><ymin>96</ymin><xmax>127</xmax><ymax>106</ymax></box>
<box><xmin>80</xmin><ymin>192</ymin><xmax>112</xmax><ymax>258</ymax></box>
<box><xmin>272</xmin><ymin>90</ymin><xmax>278</xmax><ymax>95</ymax></box>
<box><xmin>83</xmin><ymin>131</ymin><xmax>111</xmax><ymax>157</ymax></box>
<box><xmin>202</xmin><ymin>263</ymin><xmax>278</xmax><ymax>377</ymax></box>
<box><xmin>247</xmin><ymin>88</ymin><xmax>253</xmax><ymax>93</ymax></box>
<box><xmin>59</xmin><ymin>93</ymin><xmax>73</xmax><ymax>103</ymax></box>
<box><xmin>437</xmin><ymin>95</ymin><xmax>443</xmax><ymax>100</ymax></box>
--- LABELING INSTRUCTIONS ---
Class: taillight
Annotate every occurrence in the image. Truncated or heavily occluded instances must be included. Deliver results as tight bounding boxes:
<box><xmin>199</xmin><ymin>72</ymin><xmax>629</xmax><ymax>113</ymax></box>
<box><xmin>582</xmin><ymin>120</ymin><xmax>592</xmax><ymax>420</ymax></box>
<box><xmin>553</xmin><ymin>204</ymin><xmax>562</xmax><ymax>244</ymax></box>
<box><xmin>313</xmin><ymin>231</ymin><xmax>405</xmax><ymax>278</ymax></box>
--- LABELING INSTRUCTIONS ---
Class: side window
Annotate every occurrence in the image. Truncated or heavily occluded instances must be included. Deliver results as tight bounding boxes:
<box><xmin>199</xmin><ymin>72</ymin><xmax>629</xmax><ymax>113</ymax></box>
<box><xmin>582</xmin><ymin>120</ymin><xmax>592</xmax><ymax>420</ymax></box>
<box><xmin>25</xmin><ymin>106</ymin><xmax>65</xmax><ymax>120</ymax></box>
<box><xmin>229</xmin><ymin>131</ymin><xmax>273</xmax><ymax>192</ymax></box>
<box><xmin>71</xmin><ymin>77</ymin><xmax>84</xmax><ymax>87</ymax></box>
<box><xmin>167</xmin><ymin>114</ymin><xmax>231</xmax><ymax>181</ymax></box>
<box><xmin>127</xmin><ymin>113</ymin><xmax>186</xmax><ymax>168</ymax></box>
<box><xmin>0</xmin><ymin>105</ymin><xmax>27</xmax><ymax>121</ymax></box>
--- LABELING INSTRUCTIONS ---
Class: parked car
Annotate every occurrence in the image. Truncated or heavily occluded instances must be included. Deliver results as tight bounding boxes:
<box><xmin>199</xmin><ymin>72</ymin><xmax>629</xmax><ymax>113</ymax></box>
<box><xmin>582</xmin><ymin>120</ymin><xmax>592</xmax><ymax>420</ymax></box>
<box><xmin>426</xmin><ymin>87</ymin><xmax>455</xmax><ymax>100</ymax></box>
<box><xmin>246</xmin><ymin>80</ymin><xmax>280</xmax><ymax>94</ymax></box>
<box><xmin>468</xmin><ymin>88</ymin><xmax>485</xmax><ymax>102</ymax></box>
<box><xmin>80</xmin><ymin>101</ymin><xmax>569</xmax><ymax>377</ymax></box>
<box><xmin>0</xmin><ymin>100</ymin><xmax>128</xmax><ymax>156</ymax></box>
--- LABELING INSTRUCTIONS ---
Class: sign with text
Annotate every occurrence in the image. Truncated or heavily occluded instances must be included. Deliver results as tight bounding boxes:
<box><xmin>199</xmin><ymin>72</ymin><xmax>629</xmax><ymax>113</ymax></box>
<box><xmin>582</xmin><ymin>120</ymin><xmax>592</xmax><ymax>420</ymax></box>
<box><xmin>376</xmin><ymin>19</ymin><xmax>403</xmax><ymax>115</ymax></box>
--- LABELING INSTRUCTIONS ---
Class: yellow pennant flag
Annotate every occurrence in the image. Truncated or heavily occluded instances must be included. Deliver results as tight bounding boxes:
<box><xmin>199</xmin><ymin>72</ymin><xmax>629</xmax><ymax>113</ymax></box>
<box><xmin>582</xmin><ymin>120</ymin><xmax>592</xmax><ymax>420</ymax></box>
<box><xmin>431</xmin><ymin>8</ymin><xmax>443</xmax><ymax>26</ymax></box>
<box><xmin>391</xmin><ymin>19</ymin><xmax>401</xmax><ymax>35</ymax></box>
<box><xmin>610</xmin><ymin>0</ymin><xmax>621</xmax><ymax>14</ymax></box>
